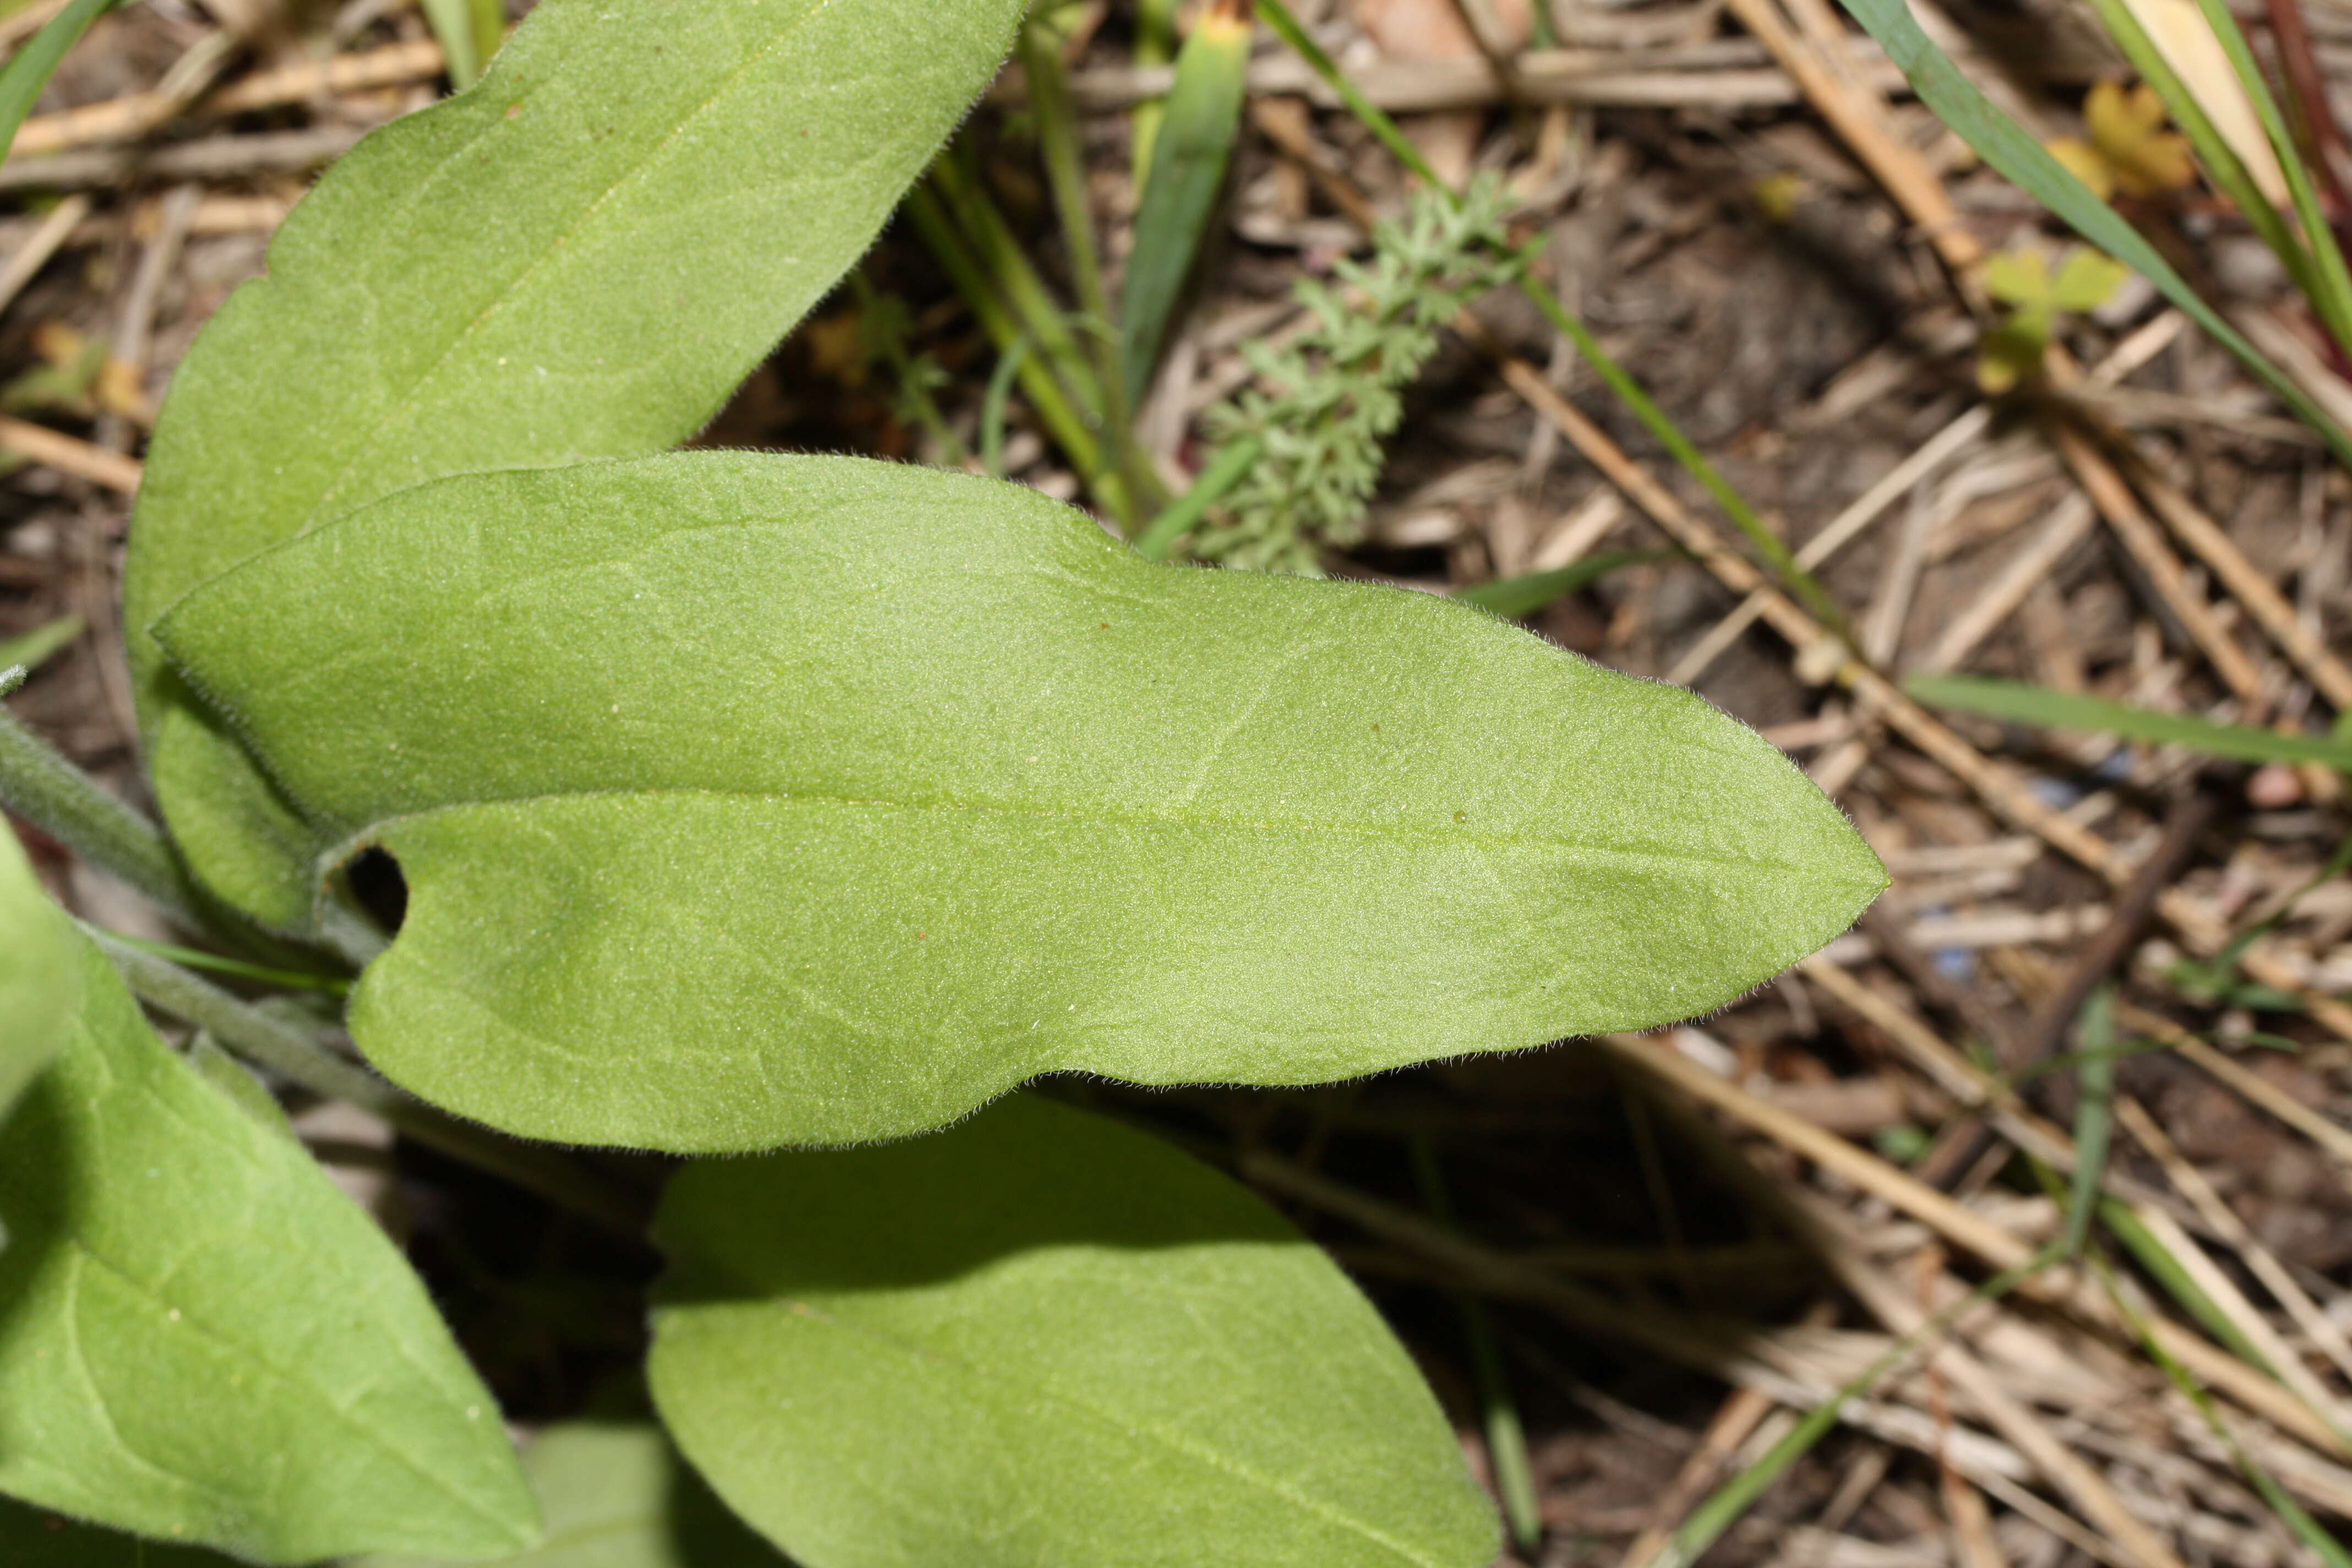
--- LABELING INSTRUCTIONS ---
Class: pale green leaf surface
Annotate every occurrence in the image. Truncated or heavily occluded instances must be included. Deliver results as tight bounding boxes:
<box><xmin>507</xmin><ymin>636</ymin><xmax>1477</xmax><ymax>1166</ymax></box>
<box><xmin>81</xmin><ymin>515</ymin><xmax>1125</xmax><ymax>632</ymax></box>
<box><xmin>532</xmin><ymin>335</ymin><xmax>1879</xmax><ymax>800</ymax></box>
<box><xmin>0</xmin><ymin>823</ymin><xmax>75</xmax><ymax>1123</ymax></box>
<box><xmin>0</xmin><ymin>925</ymin><xmax>537</xmax><ymax>1562</ymax></box>
<box><xmin>155</xmin><ymin>454</ymin><xmax>1885</xmax><ymax>1150</ymax></box>
<box><xmin>123</xmin><ymin>0</ymin><xmax>1027</xmax><ymax>929</ymax></box>
<box><xmin>356</xmin><ymin>1422</ymin><xmax>786</xmax><ymax>1568</ymax></box>
<box><xmin>648</xmin><ymin>1094</ymin><xmax>1499</xmax><ymax>1568</ymax></box>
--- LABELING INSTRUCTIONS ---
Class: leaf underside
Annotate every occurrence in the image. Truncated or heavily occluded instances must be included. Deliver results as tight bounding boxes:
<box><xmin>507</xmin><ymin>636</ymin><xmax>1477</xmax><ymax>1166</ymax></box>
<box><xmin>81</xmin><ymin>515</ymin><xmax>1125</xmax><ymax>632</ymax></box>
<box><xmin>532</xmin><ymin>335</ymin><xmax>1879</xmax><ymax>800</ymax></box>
<box><xmin>155</xmin><ymin>453</ymin><xmax>1886</xmax><ymax>1151</ymax></box>
<box><xmin>123</xmin><ymin>0</ymin><xmax>1028</xmax><ymax>930</ymax></box>
<box><xmin>648</xmin><ymin>1094</ymin><xmax>1501</xmax><ymax>1568</ymax></box>
<box><xmin>0</xmin><ymin>919</ymin><xmax>537</xmax><ymax>1562</ymax></box>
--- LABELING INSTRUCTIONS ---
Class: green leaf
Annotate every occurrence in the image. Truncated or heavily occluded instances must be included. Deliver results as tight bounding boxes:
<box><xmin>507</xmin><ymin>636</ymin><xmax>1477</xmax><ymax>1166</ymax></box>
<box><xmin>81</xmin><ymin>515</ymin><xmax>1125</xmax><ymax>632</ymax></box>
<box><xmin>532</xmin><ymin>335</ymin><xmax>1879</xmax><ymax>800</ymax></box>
<box><xmin>647</xmin><ymin>1094</ymin><xmax>1500</xmax><ymax>1568</ymax></box>
<box><xmin>0</xmin><ymin>0</ymin><xmax>118</xmax><ymax>159</ymax></box>
<box><xmin>355</xmin><ymin>1423</ymin><xmax>786</xmax><ymax>1568</ymax></box>
<box><xmin>0</xmin><ymin>1494</ymin><xmax>239</xmax><ymax>1567</ymax></box>
<box><xmin>1118</xmin><ymin>0</ymin><xmax>1251</xmax><ymax>409</ymax></box>
<box><xmin>1907</xmin><ymin>673</ymin><xmax>2352</xmax><ymax>770</ymax></box>
<box><xmin>122</xmin><ymin>0</ymin><xmax>1028</xmax><ymax>932</ymax></box>
<box><xmin>0</xmin><ymin>613</ymin><xmax>85</xmax><ymax>678</ymax></box>
<box><xmin>1831</xmin><ymin>0</ymin><xmax>2352</xmax><ymax>466</ymax></box>
<box><xmin>0</xmin><ymin>824</ymin><xmax>75</xmax><ymax>1125</ymax></box>
<box><xmin>0</xmin><ymin>923</ymin><xmax>537</xmax><ymax>1562</ymax></box>
<box><xmin>154</xmin><ymin>453</ymin><xmax>1887</xmax><ymax>1151</ymax></box>
<box><xmin>1454</xmin><ymin>551</ymin><xmax>1665</xmax><ymax>621</ymax></box>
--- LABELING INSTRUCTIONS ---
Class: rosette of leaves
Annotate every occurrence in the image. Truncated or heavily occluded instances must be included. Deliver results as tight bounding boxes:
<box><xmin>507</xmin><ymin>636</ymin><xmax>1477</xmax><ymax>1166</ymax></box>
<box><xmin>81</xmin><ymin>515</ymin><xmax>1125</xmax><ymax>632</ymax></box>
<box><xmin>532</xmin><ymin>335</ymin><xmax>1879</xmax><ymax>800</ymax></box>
<box><xmin>0</xmin><ymin>0</ymin><xmax>1886</xmax><ymax>1561</ymax></box>
<box><xmin>1196</xmin><ymin>175</ymin><xmax>1526</xmax><ymax>574</ymax></box>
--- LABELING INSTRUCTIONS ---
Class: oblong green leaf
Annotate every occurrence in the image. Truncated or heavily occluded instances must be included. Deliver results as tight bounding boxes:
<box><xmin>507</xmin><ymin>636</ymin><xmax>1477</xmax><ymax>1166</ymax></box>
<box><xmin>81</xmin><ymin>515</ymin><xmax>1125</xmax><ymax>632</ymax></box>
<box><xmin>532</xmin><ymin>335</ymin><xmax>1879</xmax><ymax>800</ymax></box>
<box><xmin>123</xmin><ymin>0</ymin><xmax>1028</xmax><ymax>930</ymax></box>
<box><xmin>153</xmin><ymin>453</ymin><xmax>1884</xmax><ymax>1150</ymax></box>
<box><xmin>647</xmin><ymin>1094</ymin><xmax>1500</xmax><ymax>1568</ymax></box>
<box><xmin>0</xmin><ymin>824</ymin><xmax>75</xmax><ymax>1125</ymax></box>
<box><xmin>0</xmin><ymin>923</ymin><xmax>537</xmax><ymax>1561</ymax></box>
<box><xmin>356</xmin><ymin>1423</ymin><xmax>785</xmax><ymax>1568</ymax></box>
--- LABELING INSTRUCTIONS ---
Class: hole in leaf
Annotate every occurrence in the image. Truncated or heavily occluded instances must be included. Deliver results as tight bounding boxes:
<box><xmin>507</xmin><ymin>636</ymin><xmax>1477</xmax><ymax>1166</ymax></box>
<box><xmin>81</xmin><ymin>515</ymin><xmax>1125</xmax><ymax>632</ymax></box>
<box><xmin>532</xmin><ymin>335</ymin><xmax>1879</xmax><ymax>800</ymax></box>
<box><xmin>346</xmin><ymin>846</ymin><xmax>409</xmax><ymax>936</ymax></box>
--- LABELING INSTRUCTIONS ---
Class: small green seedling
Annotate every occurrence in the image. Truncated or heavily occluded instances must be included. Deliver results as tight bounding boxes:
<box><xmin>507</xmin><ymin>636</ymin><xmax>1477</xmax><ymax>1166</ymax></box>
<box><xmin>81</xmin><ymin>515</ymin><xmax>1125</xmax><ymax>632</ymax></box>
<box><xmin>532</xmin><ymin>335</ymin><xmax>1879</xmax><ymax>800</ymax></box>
<box><xmin>1977</xmin><ymin>243</ymin><xmax>2132</xmax><ymax>393</ymax></box>
<box><xmin>0</xmin><ymin>3</ymin><xmax>1884</xmax><ymax>1563</ymax></box>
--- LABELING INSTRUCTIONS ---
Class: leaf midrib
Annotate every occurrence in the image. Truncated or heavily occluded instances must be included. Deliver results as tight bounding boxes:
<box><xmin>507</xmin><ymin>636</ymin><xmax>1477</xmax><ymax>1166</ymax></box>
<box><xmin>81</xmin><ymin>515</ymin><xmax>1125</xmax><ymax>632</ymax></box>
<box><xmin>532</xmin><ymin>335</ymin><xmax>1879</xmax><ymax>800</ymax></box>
<box><xmin>342</xmin><ymin>784</ymin><xmax>1844</xmax><ymax>880</ymax></box>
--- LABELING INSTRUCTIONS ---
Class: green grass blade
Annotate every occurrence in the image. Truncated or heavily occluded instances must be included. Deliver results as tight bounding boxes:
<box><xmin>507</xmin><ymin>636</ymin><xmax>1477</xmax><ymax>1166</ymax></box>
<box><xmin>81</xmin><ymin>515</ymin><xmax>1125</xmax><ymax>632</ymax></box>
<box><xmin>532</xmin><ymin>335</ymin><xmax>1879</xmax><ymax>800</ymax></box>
<box><xmin>2100</xmin><ymin>1198</ymin><xmax>2273</xmax><ymax>1369</ymax></box>
<box><xmin>1833</xmin><ymin>0</ymin><xmax>2352</xmax><ymax>466</ymax></box>
<box><xmin>2065</xmin><ymin>986</ymin><xmax>2118</xmax><ymax>1256</ymax></box>
<box><xmin>1130</xmin><ymin>0</ymin><xmax>1181</xmax><ymax>189</ymax></box>
<box><xmin>1645</xmin><ymin>1243</ymin><xmax>2065</xmax><ymax>1568</ymax></box>
<box><xmin>1456</xmin><ymin>551</ymin><xmax>1665</xmax><ymax>619</ymax></box>
<box><xmin>0</xmin><ymin>613</ymin><xmax>81</xmax><ymax>676</ymax></box>
<box><xmin>1135</xmin><ymin>433</ymin><xmax>1260</xmax><ymax>560</ymax></box>
<box><xmin>1120</xmin><ymin>0</ymin><xmax>1252</xmax><ymax>410</ymax></box>
<box><xmin>2187</xmin><ymin>0</ymin><xmax>2352</xmax><ymax>358</ymax></box>
<box><xmin>903</xmin><ymin>178</ymin><xmax>1120</xmax><ymax>510</ymax></box>
<box><xmin>416</xmin><ymin>0</ymin><xmax>504</xmax><ymax>89</ymax></box>
<box><xmin>0</xmin><ymin>0</ymin><xmax>118</xmax><ymax>157</ymax></box>
<box><xmin>2095</xmin><ymin>1248</ymin><xmax>2352</xmax><ymax>1568</ymax></box>
<box><xmin>1909</xmin><ymin>673</ymin><xmax>2352</xmax><ymax>770</ymax></box>
<box><xmin>2084</xmin><ymin>0</ymin><xmax>2320</xmax><ymax>306</ymax></box>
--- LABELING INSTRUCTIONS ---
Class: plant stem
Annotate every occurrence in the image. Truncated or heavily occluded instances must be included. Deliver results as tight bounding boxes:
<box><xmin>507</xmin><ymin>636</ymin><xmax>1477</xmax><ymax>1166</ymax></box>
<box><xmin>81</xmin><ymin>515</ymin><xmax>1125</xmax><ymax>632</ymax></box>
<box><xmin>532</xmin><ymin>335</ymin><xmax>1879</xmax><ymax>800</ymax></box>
<box><xmin>1411</xmin><ymin>1136</ymin><xmax>1542</xmax><ymax>1556</ymax></box>
<box><xmin>0</xmin><ymin>666</ymin><xmax>206</xmax><ymax>927</ymax></box>
<box><xmin>1019</xmin><ymin>20</ymin><xmax>1163</xmax><ymax>528</ymax></box>
<box><xmin>905</xmin><ymin>178</ymin><xmax>1112</xmax><ymax>497</ymax></box>
<box><xmin>1135</xmin><ymin>434</ymin><xmax>1261</xmax><ymax>559</ymax></box>
<box><xmin>94</xmin><ymin>929</ymin><xmax>649</xmax><ymax>1235</ymax></box>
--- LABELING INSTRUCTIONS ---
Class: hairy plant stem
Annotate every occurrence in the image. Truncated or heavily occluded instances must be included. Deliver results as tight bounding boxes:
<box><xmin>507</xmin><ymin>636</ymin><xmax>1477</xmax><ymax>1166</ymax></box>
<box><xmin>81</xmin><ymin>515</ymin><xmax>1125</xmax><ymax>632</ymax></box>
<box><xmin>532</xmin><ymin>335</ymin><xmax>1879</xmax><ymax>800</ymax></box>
<box><xmin>0</xmin><ymin>665</ymin><xmax>205</xmax><ymax>926</ymax></box>
<box><xmin>94</xmin><ymin>928</ymin><xmax>650</xmax><ymax>1235</ymax></box>
<box><xmin>1018</xmin><ymin>21</ymin><xmax>1163</xmax><ymax>529</ymax></box>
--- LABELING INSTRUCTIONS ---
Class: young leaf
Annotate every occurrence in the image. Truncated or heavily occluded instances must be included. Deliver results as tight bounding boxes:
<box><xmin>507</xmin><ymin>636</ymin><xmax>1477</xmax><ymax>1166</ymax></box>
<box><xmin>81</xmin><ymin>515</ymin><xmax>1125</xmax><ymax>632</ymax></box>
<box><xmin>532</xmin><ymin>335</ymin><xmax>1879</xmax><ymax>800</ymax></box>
<box><xmin>647</xmin><ymin>1094</ymin><xmax>1501</xmax><ymax>1568</ymax></box>
<box><xmin>122</xmin><ymin>0</ymin><xmax>1029</xmax><ymax>932</ymax></box>
<box><xmin>355</xmin><ymin>1423</ymin><xmax>785</xmax><ymax>1568</ymax></box>
<box><xmin>0</xmin><ymin>917</ymin><xmax>537</xmax><ymax>1561</ymax></box>
<box><xmin>0</xmin><ymin>824</ymin><xmax>75</xmax><ymax>1124</ymax></box>
<box><xmin>154</xmin><ymin>453</ymin><xmax>1887</xmax><ymax>1151</ymax></box>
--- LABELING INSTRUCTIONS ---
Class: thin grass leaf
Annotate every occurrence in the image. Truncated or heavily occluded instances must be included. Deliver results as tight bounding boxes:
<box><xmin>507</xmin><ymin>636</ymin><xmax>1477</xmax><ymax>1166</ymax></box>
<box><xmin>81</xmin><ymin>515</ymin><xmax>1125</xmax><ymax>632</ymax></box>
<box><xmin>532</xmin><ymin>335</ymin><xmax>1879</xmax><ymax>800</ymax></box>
<box><xmin>1254</xmin><ymin>0</ymin><xmax>1856</xmax><ymax>643</ymax></box>
<box><xmin>1130</xmin><ymin>0</ymin><xmax>1180</xmax><ymax>188</ymax></box>
<box><xmin>1412</xmin><ymin>1137</ymin><xmax>1540</xmax><ymax>1555</ymax></box>
<box><xmin>1120</xmin><ymin>0</ymin><xmax>1252</xmax><ymax>409</ymax></box>
<box><xmin>1908</xmin><ymin>673</ymin><xmax>2352</xmax><ymax>769</ymax></box>
<box><xmin>2100</xmin><ymin>1198</ymin><xmax>2273</xmax><ymax>1370</ymax></box>
<box><xmin>979</xmin><ymin>335</ymin><xmax>1033</xmax><ymax>478</ymax></box>
<box><xmin>2094</xmin><ymin>1248</ymin><xmax>2352</xmax><ymax>1568</ymax></box>
<box><xmin>1833</xmin><ymin>0</ymin><xmax>2352</xmax><ymax>466</ymax></box>
<box><xmin>1135</xmin><ymin>433</ymin><xmax>1260</xmax><ymax>559</ymax></box>
<box><xmin>1456</xmin><ymin>551</ymin><xmax>1667</xmax><ymax>620</ymax></box>
<box><xmin>418</xmin><ymin>0</ymin><xmax>504</xmax><ymax>90</ymax></box>
<box><xmin>2187</xmin><ymin>0</ymin><xmax>2352</xmax><ymax>358</ymax></box>
<box><xmin>0</xmin><ymin>612</ymin><xmax>81</xmax><ymax>676</ymax></box>
<box><xmin>1019</xmin><ymin>20</ymin><xmax>1158</xmax><ymax>527</ymax></box>
<box><xmin>2086</xmin><ymin>0</ymin><xmax>2319</xmax><ymax>305</ymax></box>
<box><xmin>2065</xmin><ymin>986</ymin><xmax>2118</xmax><ymax>1256</ymax></box>
<box><xmin>1640</xmin><ymin>1243</ymin><xmax>2066</xmax><ymax>1568</ymax></box>
<box><xmin>0</xmin><ymin>0</ymin><xmax>118</xmax><ymax>157</ymax></box>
